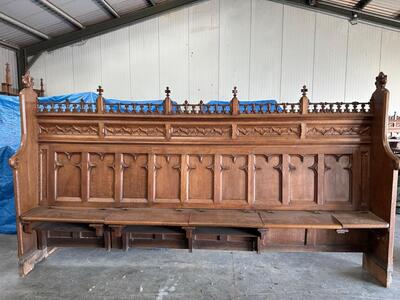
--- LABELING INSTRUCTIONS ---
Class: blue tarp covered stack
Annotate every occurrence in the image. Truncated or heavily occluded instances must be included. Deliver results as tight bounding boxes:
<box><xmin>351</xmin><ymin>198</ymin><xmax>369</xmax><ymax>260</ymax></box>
<box><xmin>0</xmin><ymin>92</ymin><xmax>278</xmax><ymax>234</ymax></box>
<box><xmin>0</xmin><ymin>95</ymin><xmax>20</xmax><ymax>234</ymax></box>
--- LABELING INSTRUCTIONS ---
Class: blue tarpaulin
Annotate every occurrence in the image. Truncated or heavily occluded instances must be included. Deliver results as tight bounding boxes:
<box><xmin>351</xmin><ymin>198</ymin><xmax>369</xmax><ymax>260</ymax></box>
<box><xmin>0</xmin><ymin>92</ymin><xmax>278</xmax><ymax>234</ymax></box>
<box><xmin>0</xmin><ymin>95</ymin><xmax>20</xmax><ymax>234</ymax></box>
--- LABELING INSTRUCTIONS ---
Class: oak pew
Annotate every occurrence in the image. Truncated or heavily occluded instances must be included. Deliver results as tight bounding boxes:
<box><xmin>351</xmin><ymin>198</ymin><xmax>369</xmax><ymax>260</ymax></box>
<box><xmin>10</xmin><ymin>72</ymin><xmax>399</xmax><ymax>287</ymax></box>
<box><xmin>1</xmin><ymin>63</ymin><xmax>44</xmax><ymax>96</ymax></box>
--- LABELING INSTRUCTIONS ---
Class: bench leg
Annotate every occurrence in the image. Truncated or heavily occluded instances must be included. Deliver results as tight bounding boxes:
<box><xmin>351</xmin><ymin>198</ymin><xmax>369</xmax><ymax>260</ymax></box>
<box><xmin>183</xmin><ymin>227</ymin><xmax>195</xmax><ymax>253</ymax></box>
<box><xmin>104</xmin><ymin>230</ymin><xmax>112</xmax><ymax>252</ymax></box>
<box><xmin>19</xmin><ymin>247</ymin><xmax>56</xmax><ymax>277</ymax></box>
<box><xmin>257</xmin><ymin>229</ymin><xmax>268</xmax><ymax>254</ymax></box>
<box><xmin>362</xmin><ymin>253</ymin><xmax>392</xmax><ymax>288</ymax></box>
<box><xmin>122</xmin><ymin>232</ymin><xmax>129</xmax><ymax>252</ymax></box>
<box><xmin>362</xmin><ymin>229</ymin><xmax>393</xmax><ymax>288</ymax></box>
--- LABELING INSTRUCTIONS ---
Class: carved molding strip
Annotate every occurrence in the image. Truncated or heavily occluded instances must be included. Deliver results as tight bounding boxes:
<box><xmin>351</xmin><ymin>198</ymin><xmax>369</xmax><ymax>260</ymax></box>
<box><xmin>39</xmin><ymin>123</ymin><xmax>99</xmax><ymax>136</ymax></box>
<box><xmin>307</xmin><ymin>126</ymin><xmax>371</xmax><ymax>137</ymax></box>
<box><xmin>236</xmin><ymin>125</ymin><xmax>300</xmax><ymax>137</ymax></box>
<box><xmin>104</xmin><ymin>124</ymin><xmax>165</xmax><ymax>137</ymax></box>
<box><xmin>171</xmin><ymin>126</ymin><xmax>231</xmax><ymax>137</ymax></box>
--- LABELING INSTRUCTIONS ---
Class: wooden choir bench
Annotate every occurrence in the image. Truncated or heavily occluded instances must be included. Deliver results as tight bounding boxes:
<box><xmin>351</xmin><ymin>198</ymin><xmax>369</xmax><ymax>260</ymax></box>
<box><xmin>10</xmin><ymin>72</ymin><xmax>399</xmax><ymax>287</ymax></box>
<box><xmin>1</xmin><ymin>63</ymin><xmax>44</xmax><ymax>96</ymax></box>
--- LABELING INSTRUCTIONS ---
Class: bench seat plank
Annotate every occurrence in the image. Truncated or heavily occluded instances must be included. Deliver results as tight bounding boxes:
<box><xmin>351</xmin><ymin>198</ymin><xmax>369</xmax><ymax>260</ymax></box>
<box><xmin>21</xmin><ymin>207</ymin><xmax>389</xmax><ymax>230</ymax></box>
<box><xmin>21</xmin><ymin>207</ymin><xmax>108</xmax><ymax>223</ymax></box>
<box><xmin>259</xmin><ymin>211</ymin><xmax>342</xmax><ymax>229</ymax></box>
<box><xmin>189</xmin><ymin>210</ymin><xmax>263</xmax><ymax>228</ymax></box>
<box><xmin>332</xmin><ymin>211</ymin><xmax>389</xmax><ymax>229</ymax></box>
<box><xmin>105</xmin><ymin>209</ymin><xmax>191</xmax><ymax>226</ymax></box>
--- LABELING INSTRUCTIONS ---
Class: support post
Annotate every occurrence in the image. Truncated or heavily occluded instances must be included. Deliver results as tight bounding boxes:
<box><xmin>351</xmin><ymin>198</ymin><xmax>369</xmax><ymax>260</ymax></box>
<box><xmin>230</xmin><ymin>86</ymin><xmax>239</xmax><ymax>115</ymax></box>
<box><xmin>96</xmin><ymin>85</ymin><xmax>104</xmax><ymax>113</ymax></box>
<box><xmin>363</xmin><ymin>72</ymin><xmax>400</xmax><ymax>287</ymax></box>
<box><xmin>9</xmin><ymin>72</ymin><xmax>50</xmax><ymax>276</ymax></box>
<box><xmin>300</xmin><ymin>85</ymin><xmax>309</xmax><ymax>114</ymax></box>
<box><xmin>17</xmin><ymin>49</ymin><xmax>27</xmax><ymax>91</ymax></box>
<box><xmin>163</xmin><ymin>86</ymin><xmax>172</xmax><ymax>114</ymax></box>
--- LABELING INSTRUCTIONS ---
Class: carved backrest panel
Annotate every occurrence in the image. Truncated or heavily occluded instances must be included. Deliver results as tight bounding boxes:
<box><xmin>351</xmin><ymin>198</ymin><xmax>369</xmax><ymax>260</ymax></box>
<box><xmin>40</xmin><ymin>144</ymin><xmax>369</xmax><ymax>210</ymax></box>
<box><xmin>36</xmin><ymin>92</ymin><xmax>373</xmax><ymax>211</ymax></box>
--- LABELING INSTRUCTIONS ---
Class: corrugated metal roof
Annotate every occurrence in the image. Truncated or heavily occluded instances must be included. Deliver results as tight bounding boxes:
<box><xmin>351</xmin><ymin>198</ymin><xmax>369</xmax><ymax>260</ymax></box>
<box><xmin>320</xmin><ymin>0</ymin><xmax>359</xmax><ymax>8</ymax></box>
<box><xmin>1</xmin><ymin>0</ymin><xmax>400</xmax><ymax>50</ymax></box>
<box><xmin>49</xmin><ymin>0</ymin><xmax>110</xmax><ymax>26</ymax></box>
<box><xmin>0</xmin><ymin>0</ymin><xmax>154</xmax><ymax>48</ymax></box>
<box><xmin>364</xmin><ymin>0</ymin><xmax>400</xmax><ymax>18</ymax></box>
<box><xmin>107</xmin><ymin>0</ymin><xmax>148</xmax><ymax>16</ymax></box>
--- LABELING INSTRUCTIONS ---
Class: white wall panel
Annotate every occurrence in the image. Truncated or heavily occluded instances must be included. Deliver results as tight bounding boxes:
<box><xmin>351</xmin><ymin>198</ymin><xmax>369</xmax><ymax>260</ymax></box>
<box><xmin>345</xmin><ymin>23</ymin><xmax>382</xmax><ymax>102</ymax></box>
<box><xmin>159</xmin><ymin>7</ymin><xmax>189</xmax><ymax>102</ymax></box>
<box><xmin>381</xmin><ymin>30</ymin><xmax>400</xmax><ymax>114</ymax></box>
<box><xmin>45</xmin><ymin>47</ymin><xmax>74</xmax><ymax>95</ymax></box>
<box><xmin>130</xmin><ymin>18</ymin><xmax>160</xmax><ymax>100</ymax></box>
<box><xmin>188</xmin><ymin>0</ymin><xmax>219</xmax><ymax>102</ymax></box>
<box><xmin>72</xmin><ymin>37</ymin><xmax>102</xmax><ymax>93</ymax></box>
<box><xmin>219</xmin><ymin>0</ymin><xmax>251</xmax><ymax>100</ymax></box>
<box><xmin>281</xmin><ymin>5</ymin><xmax>316</xmax><ymax>102</ymax></box>
<box><xmin>249</xmin><ymin>0</ymin><xmax>283</xmax><ymax>100</ymax></box>
<box><xmin>313</xmin><ymin>13</ymin><xmax>348</xmax><ymax>102</ymax></box>
<box><xmin>101</xmin><ymin>28</ymin><xmax>131</xmax><ymax>99</ymax></box>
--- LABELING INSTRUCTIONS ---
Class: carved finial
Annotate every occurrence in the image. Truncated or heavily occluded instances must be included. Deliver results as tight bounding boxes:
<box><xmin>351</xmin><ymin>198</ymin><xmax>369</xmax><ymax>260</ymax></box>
<box><xmin>39</xmin><ymin>78</ymin><xmax>44</xmax><ymax>96</ymax></box>
<box><xmin>375</xmin><ymin>72</ymin><xmax>387</xmax><ymax>90</ymax></box>
<box><xmin>5</xmin><ymin>63</ymin><xmax>11</xmax><ymax>85</ymax></box>
<box><xmin>232</xmin><ymin>86</ymin><xmax>238</xmax><ymax>98</ymax></box>
<box><xmin>165</xmin><ymin>86</ymin><xmax>171</xmax><ymax>98</ymax></box>
<box><xmin>301</xmin><ymin>85</ymin><xmax>308</xmax><ymax>97</ymax></box>
<box><xmin>22</xmin><ymin>72</ymin><xmax>33</xmax><ymax>89</ymax></box>
<box><xmin>97</xmin><ymin>85</ymin><xmax>104</xmax><ymax>95</ymax></box>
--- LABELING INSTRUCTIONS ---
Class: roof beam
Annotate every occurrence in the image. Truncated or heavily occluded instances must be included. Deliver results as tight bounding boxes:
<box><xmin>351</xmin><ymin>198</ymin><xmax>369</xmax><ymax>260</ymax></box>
<box><xmin>36</xmin><ymin>0</ymin><xmax>85</xmax><ymax>29</ymax></box>
<box><xmin>0</xmin><ymin>12</ymin><xmax>50</xmax><ymax>40</ymax></box>
<box><xmin>24</xmin><ymin>0</ymin><xmax>201</xmax><ymax>56</ymax></box>
<box><xmin>354</xmin><ymin>0</ymin><xmax>372</xmax><ymax>10</ymax></box>
<box><xmin>279</xmin><ymin>0</ymin><xmax>400</xmax><ymax>31</ymax></box>
<box><xmin>0</xmin><ymin>39</ymin><xmax>19</xmax><ymax>51</ymax></box>
<box><xmin>96</xmin><ymin>0</ymin><xmax>120</xmax><ymax>18</ymax></box>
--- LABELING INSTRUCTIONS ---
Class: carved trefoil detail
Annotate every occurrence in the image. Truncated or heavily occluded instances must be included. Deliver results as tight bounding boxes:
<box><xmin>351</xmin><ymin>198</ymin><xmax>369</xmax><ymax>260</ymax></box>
<box><xmin>104</xmin><ymin>124</ymin><xmax>165</xmax><ymax>137</ymax></box>
<box><xmin>307</xmin><ymin>126</ymin><xmax>371</xmax><ymax>137</ymax></box>
<box><xmin>39</xmin><ymin>123</ymin><xmax>99</xmax><ymax>136</ymax></box>
<box><xmin>171</xmin><ymin>126</ymin><xmax>231</xmax><ymax>137</ymax></box>
<box><xmin>236</xmin><ymin>125</ymin><xmax>300</xmax><ymax>137</ymax></box>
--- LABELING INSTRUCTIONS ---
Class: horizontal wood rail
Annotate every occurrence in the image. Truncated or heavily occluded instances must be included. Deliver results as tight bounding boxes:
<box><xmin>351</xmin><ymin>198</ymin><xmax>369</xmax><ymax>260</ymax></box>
<box><xmin>36</xmin><ymin>85</ymin><xmax>370</xmax><ymax>115</ymax></box>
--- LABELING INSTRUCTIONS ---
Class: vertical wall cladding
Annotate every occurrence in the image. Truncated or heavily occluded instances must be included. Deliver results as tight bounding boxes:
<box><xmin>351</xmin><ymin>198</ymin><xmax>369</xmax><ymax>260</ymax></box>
<box><xmin>345</xmin><ymin>23</ymin><xmax>382</xmax><ymax>102</ymax></box>
<box><xmin>188</xmin><ymin>0</ymin><xmax>219</xmax><ymax>102</ymax></box>
<box><xmin>249</xmin><ymin>0</ymin><xmax>283</xmax><ymax>100</ymax></box>
<box><xmin>130</xmin><ymin>18</ymin><xmax>160</xmax><ymax>100</ymax></box>
<box><xmin>46</xmin><ymin>46</ymin><xmax>74</xmax><ymax>95</ymax></box>
<box><xmin>28</xmin><ymin>0</ymin><xmax>400</xmax><ymax>113</ymax></box>
<box><xmin>72</xmin><ymin>38</ymin><xmax>102</xmax><ymax>93</ymax></box>
<box><xmin>159</xmin><ymin>7</ymin><xmax>189</xmax><ymax>102</ymax></box>
<box><xmin>313</xmin><ymin>13</ymin><xmax>348</xmax><ymax>101</ymax></box>
<box><xmin>280</xmin><ymin>5</ymin><xmax>316</xmax><ymax>102</ymax></box>
<box><xmin>381</xmin><ymin>30</ymin><xmax>400</xmax><ymax>114</ymax></box>
<box><xmin>0</xmin><ymin>47</ymin><xmax>18</xmax><ymax>88</ymax></box>
<box><xmin>101</xmin><ymin>28</ymin><xmax>131</xmax><ymax>99</ymax></box>
<box><xmin>219</xmin><ymin>0</ymin><xmax>251</xmax><ymax>100</ymax></box>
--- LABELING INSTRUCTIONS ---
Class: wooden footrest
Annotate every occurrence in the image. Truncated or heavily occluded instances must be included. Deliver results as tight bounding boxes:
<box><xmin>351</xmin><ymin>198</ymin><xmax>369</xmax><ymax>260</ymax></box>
<box><xmin>34</xmin><ymin>223</ymin><xmax>107</xmax><ymax>249</ymax></box>
<box><xmin>21</xmin><ymin>207</ymin><xmax>390</xmax><ymax>230</ymax></box>
<box><xmin>121</xmin><ymin>226</ymin><xmax>187</xmax><ymax>251</ymax></box>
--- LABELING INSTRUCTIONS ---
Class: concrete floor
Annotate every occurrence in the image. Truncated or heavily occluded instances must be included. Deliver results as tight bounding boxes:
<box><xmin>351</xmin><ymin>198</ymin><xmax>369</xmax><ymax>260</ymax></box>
<box><xmin>1</xmin><ymin>220</ymin><xmax>400</xmax><ymax>300</ymax></box>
